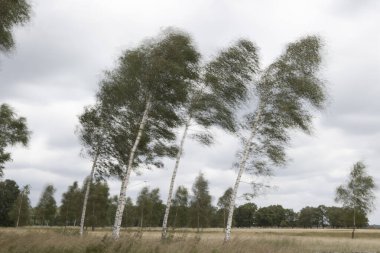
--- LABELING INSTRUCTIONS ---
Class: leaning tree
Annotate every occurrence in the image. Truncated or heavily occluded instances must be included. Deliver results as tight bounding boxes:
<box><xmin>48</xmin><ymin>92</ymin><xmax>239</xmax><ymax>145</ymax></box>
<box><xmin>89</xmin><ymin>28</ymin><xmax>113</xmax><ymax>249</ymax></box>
<box><xmin>77</xmin><ymin>104</ymin><xmax>112</xmax><ymax>236</ymax></box>
<box><xmin>161</xmin><ymin>39</ymin><xmax>259</xmax><ymax>239</ymax></box>
<box><xmin>225</xmin><ymin>35</ymin><xmax>327</xmax><ymax>241</ymax></box>
<box><xmin>96</xmin><ymin>28</ymin><xmax>200</xmax><ymax>240</ymax></box>
<box><xmin>335</xmin><ymin>161</ymin><xmax>376</xmax><ymax>239</ymax></box>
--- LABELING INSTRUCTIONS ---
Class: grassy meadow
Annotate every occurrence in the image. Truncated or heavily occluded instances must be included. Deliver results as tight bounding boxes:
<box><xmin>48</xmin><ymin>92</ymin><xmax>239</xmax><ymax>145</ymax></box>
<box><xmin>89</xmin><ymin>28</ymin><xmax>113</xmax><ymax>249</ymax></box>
<box><xmin>0</xmin><ymin>227</ymin><xmax>380</xmax><ymax>253</ymax></box>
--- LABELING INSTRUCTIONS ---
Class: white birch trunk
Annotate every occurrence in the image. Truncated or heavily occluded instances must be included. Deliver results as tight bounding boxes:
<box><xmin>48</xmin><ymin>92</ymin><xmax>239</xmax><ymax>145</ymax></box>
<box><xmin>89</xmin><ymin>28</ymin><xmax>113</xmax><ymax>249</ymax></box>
<box><xmin>161</xmin><ymin>120</ymin><xmax>190</xmax><ymax>239</ymax></box>
<box><xmin>79</xmin><ymin>151</ymin><xmax>99</xmax><ymax>236</ymax></box>
<box><xmin>112</xmin><ymin>96</ymin><xmax>152</xmax><ymax>240</ymax></box>
<box><xmin>224</xmin><ymin>108</ymin><xmax>262</xmax><ymax>242</ymax></box>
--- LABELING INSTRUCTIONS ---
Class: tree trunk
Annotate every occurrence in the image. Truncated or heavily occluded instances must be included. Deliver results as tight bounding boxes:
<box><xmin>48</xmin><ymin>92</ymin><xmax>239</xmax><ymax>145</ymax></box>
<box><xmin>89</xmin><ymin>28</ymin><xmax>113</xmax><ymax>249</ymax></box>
<box><xmin>161</xmin><ymin>120</ymin><xmax>190</xmax><ymax>239</ymax></box>
<box><xmin>16</xmin><ymin>193</ymin><xmax>23</xmax><ymax>227</ymax></box>
<box><xmin>223</xmin><ymin>209</ymin><xmax>226</xmax><ymax>232</ymax></box>
<box><xmin>352</xmin><ymin>206</ymin><xmax>356</xmax><ymax>239</ymax></box>
<box><xmin>112</xmin><ymin>96</ymin><xmax>152</xmax><ymax>240</ymax></box>
<box><xmin>224</xmin><ymin>108</ymin><xmax>262</xmax><ymax>242</ymax></box>
<box><xmin>197</xmin><ymin>209</ymin><xmax>200</xmax><ymax>233</ymax></box>
<box><xmin>79</xmin><ymin>151</ymin><xmax>99</xmax><ymax>237</ymax></box>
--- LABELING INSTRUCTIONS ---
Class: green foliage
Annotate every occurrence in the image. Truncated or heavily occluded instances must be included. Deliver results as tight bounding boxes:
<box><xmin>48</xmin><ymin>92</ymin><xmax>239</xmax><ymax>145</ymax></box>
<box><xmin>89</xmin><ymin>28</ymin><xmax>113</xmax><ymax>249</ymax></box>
<box><xmin>298</xmin><ymin>206</ymin><xmax>320</xmax><ymax>228</ymax></box>
<box><xmin>189</xmin><ymin>173</ymin><xmax>213</xmax><ymax>230</ymax></box>
<box><xmin>0</xmin><ymin>179</ymin><xmax>20</xmax><ymax>226</ymax></box>
<box><xmin>217</xmin><ymin>188</ymin><xmax>232</xmax><ymax>210</ymax></box>
<box><xmin>59</xmin><ymin>182</ymin><xmax>83</xmax><ymax>226</ymax></box>
<box><xmin>96</xmin><ymin>28</ymin><xmax>200</xmax><ymax>176</ymax></box>
<box><xmin>233</xmin><ymin>203</ymin><xmax>257</xmax><ymax>227</ymax></box>
<box><xmin>136</xmin><ymin>187</ymin><xmax>165</xmax><ymax>228</ymax></box>
<box><xmin>326</xmin><ymin>206</ymin><xmax>368</xmax><ymax>228</ymax></box>
<box><xmin>85</xmin><ymin>180</ymin><xmax>110</xmax><ymax>229</ymax></box>
<box><xmin>243</xmin><ymin>35</ymin><xmax>326</xmax><ymax>181</ymax></box>
<box><xmin>0</xmin><ymin>104</ymin><xmax>30</xmax><ymax>177</ymax></box>
<box><xmin>9</xmin><ymin>184</ymin><xmax>31</xmax><ymax>226</ymax></box>
<box><xmin>282</xmin><ymin>208</ymin><xmax>297</xmax><ymax>228</ymax></box>
<box><xmin>335</xmin><ymin>161</ymin><xmax>375</xmax><ymax>236</ymax></box>
<box><xmin>35</xmin><ymin>184</ymin><xmax>57</xmax><ymax>226</ymax></box>
<box><xmin>204</xmin><ymin>39</ymin><xmax>259</xmax><ymax>111</ymax></box>
<box><xmin>0</xmin><ymin>0</ymin><xmax>31</xmax><ymax>52</ymax></box>
<box><xmin>254</xmin><ymin>205</ymin><xmax>285</xmax><ymax>227</ymax></box>
<box><xmin>169</xmin><ymin>186</ymin><xmax>190</xmax><ymax>228</ymax></box>
<box><xmin>335</xmin><ymin>161</ymin><xmax>376</xmax><ymax>214</ymax></box>
<box><xmin>122</xmin><ymin>197</ymin><xmax>137</xmax><ymax>227</ymax></box>
<box><xmin>216</xmin><ymin>188</ymin><xmax>232</xmax><ymax>228</ymax></box>
<box><xmin>187</xmin><ymin>39</ymin><xmax>260</xmax><ymax>135</ymax></box>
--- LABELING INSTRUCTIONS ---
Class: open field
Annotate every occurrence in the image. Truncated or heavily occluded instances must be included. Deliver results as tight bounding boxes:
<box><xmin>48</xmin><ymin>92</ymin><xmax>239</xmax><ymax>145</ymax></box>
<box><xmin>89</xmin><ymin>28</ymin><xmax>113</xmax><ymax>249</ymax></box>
<box><xmin>0</xmin><ymin>227</ymin><xmax>380</xmax><ymax>253</ymax></box>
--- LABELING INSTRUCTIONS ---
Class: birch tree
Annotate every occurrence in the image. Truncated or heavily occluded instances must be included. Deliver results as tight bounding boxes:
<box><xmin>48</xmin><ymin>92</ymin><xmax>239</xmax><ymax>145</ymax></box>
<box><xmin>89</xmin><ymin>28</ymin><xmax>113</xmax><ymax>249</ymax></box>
<box><xmin>335</xmin><ymin>161</ymin><xmax>376</xmax><ymax>239</ymax></box>
<box><xmin>77</xmin><ymin>104</ymin><xmax>109</xmax><ymax>236</ymax></box>
<box><xmin>225</xmin><ymin>35</ymin><xmax>327</xmax><ymax>241</ymax></box>
<box><xmin>161</xmin><ymin>39</ymin><xmax>259</xmax><ymax>239</ymax></box>
<box><xmin>97</xmin><ymin>28</ymin><xmax>200</xmax><ymax>239</ymax></box>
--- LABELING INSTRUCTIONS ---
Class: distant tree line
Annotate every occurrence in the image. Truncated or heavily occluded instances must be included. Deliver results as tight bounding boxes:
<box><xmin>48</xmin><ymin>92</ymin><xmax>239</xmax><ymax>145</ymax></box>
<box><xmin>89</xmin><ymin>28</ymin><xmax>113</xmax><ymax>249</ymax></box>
<box><xmin>0</xmin><ymin>173</ymin><xmax>369</xmax><ymax>229</ymax></box>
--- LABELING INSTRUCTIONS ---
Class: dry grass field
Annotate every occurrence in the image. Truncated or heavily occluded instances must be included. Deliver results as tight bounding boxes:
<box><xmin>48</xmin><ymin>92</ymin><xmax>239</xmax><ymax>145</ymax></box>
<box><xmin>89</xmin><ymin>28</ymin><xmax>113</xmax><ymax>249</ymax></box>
<box><xmin>0</xmin><ymin>227</ymin><xmax>379</xmax><ymax>253</ymax></box>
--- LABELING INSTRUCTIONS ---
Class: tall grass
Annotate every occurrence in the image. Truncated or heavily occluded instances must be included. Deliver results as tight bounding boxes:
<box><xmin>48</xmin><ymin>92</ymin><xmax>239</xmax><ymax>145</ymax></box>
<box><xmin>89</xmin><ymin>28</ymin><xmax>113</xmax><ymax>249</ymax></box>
<box><xmin>0</xmin><ymin>228</ymin><xmax>379</xmax><ymax>253</ymax></box>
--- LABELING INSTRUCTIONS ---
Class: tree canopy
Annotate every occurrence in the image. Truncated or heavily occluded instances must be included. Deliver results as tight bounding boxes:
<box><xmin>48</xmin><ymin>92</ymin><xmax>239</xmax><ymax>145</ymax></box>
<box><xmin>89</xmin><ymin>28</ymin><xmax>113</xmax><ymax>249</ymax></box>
<box><xmin>0</xmin><ymin>104</ymin><xmax>30</xmax><ymax>177</ymax></box>
<box><xmin>335</xmin><ymin>161</ymin><xmax>376</xmax><ymax>238</ymax></box>
<box><xmin>0</xmin><ymin>0</ymin><xmax>31</xmax><ymax>52</ymax></box>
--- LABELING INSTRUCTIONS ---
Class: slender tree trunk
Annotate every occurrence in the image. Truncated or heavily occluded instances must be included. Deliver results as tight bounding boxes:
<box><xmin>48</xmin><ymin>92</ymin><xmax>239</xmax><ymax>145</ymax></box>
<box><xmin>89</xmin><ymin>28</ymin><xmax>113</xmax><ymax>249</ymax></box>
<box><xmin>224</xmin><ymin>108</ymin><xmax>262</xmax><ymax>242</ymax></box>
<box><xmin>197</xmin><ymin>211</ymin><xmax>200</xmax><ymax>233</ymax></box>
<box><xmin>223</xmin><ymin>209</ymin><xmax>226</xmax><ymax>232</ymax></box>
<box><xmin>79</xmin><ymin>151</ymin><xmax>99</xmax><ymax>236</ymax></box>
<box><xmin>352</xmin><ymin>206</ymin><xmax>356</xmax><ymax>239</ymax></box>
<box><xmin>161</xmin><ymin>120</ymin><xmax>190</xmax><ymax>239</ymax></box>
<box><xmin>112</xmin><ymin>96</ymin><xmax>152</xmax><ymax>240</ymax></box>
<box><xmin>16</xmin><ymin>193</ymin><xmax>23</xmax><ymax>227</ymax></box>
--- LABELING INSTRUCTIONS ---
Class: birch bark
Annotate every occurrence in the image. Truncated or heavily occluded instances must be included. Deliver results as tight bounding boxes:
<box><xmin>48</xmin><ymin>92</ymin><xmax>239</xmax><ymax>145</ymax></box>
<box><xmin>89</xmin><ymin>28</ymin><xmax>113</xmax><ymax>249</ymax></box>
<box><xmin>224</xmin><ymin>108</ymin><xmax>262</xmax><ymax>242</ymax></box>
<box><xmin>161</xmin><ymin>120</ymin><xmax>190</xmax><ymax>239</ymax></box>
<box><xmin>79</xmin><ymin>151</ymin><xmax>99</xmax><ymax>236</ymax></box>
<box><xmin>112</xmin><ymin>95</ymin><xmax>152</xmax><ymax>240</ymax></box>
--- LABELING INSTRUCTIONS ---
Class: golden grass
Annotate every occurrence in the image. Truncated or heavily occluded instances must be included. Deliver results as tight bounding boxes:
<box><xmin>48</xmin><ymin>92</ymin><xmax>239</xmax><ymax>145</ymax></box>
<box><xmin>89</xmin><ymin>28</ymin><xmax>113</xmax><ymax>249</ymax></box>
<box><xmin>0</xmin><ymin>227</ymin><xmax>379</xmax><ymax>253</ymax></box>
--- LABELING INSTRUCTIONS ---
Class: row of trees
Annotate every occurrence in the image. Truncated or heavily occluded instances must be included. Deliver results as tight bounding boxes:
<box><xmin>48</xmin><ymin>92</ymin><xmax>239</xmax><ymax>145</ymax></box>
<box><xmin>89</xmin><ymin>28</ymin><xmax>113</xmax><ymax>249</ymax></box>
<box><xmin>1</xmin><ymin>0</ymin><xmax>376</xmax><ymax>241</ymax></box>
<box><xmin>0</xmin><ymin>173</ymin><xmax>370</xmax><ymax>229</ymax></box>
<box><xmin>0</xmin><ymin>0</ymin><xmax>331</xmax><ymax>241</ymax></box>
<box><xmin>75</xmin><ymin>27</ymin><xmax>328</xmax><ymax>241</ymax></box>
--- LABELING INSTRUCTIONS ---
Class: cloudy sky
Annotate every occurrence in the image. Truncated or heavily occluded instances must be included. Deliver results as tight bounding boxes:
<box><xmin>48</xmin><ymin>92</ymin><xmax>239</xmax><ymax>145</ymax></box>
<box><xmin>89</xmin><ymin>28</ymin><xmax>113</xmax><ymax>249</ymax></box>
<box><xmin>1</xmin><ymin>0</ymin><xmax>380</xmax><ymax>224</ymax></box>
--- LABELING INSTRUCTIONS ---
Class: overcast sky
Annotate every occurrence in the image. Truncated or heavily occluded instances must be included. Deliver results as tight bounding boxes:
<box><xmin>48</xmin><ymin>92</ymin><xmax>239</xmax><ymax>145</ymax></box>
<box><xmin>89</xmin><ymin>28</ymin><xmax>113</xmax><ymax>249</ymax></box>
<box><xmin>1</xmin><ymin>0</ymin><xmax>379</xmax><ymax>224</ymax></box>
